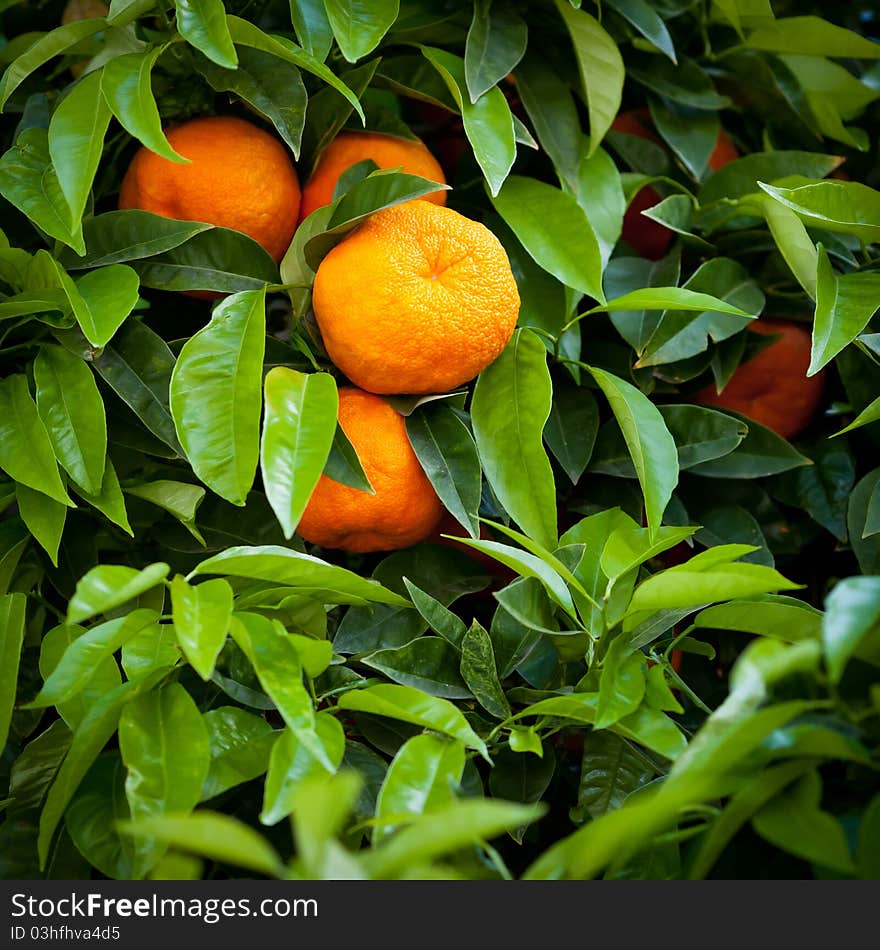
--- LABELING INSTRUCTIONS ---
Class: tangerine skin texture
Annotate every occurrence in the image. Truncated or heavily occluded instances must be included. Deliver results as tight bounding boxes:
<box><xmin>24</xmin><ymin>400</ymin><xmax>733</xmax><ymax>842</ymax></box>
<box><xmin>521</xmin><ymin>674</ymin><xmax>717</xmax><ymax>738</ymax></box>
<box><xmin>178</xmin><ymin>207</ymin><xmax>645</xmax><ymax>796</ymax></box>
<box><xmin>118</xmin><ymin>116</ymin><xmax>301</xmax><ymax>264</ymax></box>
<box><xmin>299</xmin><ymin>131</ymin><xmax>447</xmax><ymax>221</ymax></box>
<box><xmin>612</xmin><ymin>110</ymin><xmax>738</xmax><ymax>260</ymax></box>
<box><xmin>297</xmin><ymin>388</ymin><xmax>443</xmax><ymax>553</ymax></box>
<box><xmin>312</xmin><ymin>200</ymin><xmax>521</xmax><ymax>395</ymax></box>
<box><xmin>694</xmin><ymin>319</ymin><xmax>825</xmax><ymax>441</ymax></box>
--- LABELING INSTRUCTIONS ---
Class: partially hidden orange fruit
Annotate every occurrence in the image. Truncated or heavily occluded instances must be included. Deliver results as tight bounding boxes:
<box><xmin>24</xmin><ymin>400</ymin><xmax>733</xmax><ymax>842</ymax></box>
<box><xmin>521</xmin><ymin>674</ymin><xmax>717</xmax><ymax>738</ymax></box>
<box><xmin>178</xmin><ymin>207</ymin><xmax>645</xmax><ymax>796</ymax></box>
<box><xmin>299</xmin><ymin>131</ymin><xmax>447</xmax><ymax>222</ymax></box>
<box><xmin>62</xmin><ymin>0</ymin><xmax>108</xmax><ymax>23</ymax></box>
<box><xmin>297</xmin><ymin>388</ymin><xmax>443</xmax><ymax>553</ymax></box>
<box><xmin>693</xmin><ymin>319</ymin><xmax>825</xmax><ymax>441</ymax></box>
<box><xmin>312</xmin><ymin>200</ymin><xmax>520</xmax><ymax>395</ymax></box>
<box><xmin>119</xmin><ymin>116</ymin><xmax>301</xmax><ymax>264</ymax></box>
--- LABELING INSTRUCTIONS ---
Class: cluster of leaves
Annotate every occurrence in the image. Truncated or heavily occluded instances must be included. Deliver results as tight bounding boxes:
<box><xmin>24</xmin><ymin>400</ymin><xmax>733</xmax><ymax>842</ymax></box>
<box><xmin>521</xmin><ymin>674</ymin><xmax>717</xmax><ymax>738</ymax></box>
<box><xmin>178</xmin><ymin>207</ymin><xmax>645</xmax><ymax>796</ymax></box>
<box><xmin>0</xmin><ymin>0</ymin><xmax>879</xmax><ymax>880</ymax></box>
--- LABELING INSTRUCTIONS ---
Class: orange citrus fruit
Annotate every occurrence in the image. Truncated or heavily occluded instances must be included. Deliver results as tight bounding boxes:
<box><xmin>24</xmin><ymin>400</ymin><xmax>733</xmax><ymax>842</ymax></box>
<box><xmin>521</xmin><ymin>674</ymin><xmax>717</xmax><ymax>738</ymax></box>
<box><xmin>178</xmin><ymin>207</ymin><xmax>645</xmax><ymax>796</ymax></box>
<box><xmin>62</xmin><ymin>0</ymin><xmax>108</xmax><ymax>22</ymax></box>
<box><xmin>612</xmin><ymin>110</ymin><xmax>738</xmax><ymax>260</ymax></box>
<box><xmin>312</xmin><ymin>200</ymin><xmax>520</xmax><ymax>395</ymax></box>
<box><xmin>297</xmin><ymin>388</ymin><xmax>443</xmax><ymax>553</ymax></box>
<box><xmin>299</xmin><ymin>131</ymin><xmax>446</xmax><ymax>221</ymax></box>
<box><xmin>119</xmin><ymin>116</ymin><xmax>301</xmax><ymax>264</ymax></box>
<box><xmin>693</xmin><ymin>319</ymin><xmax>825</xmax><ymax>441</ymax></box>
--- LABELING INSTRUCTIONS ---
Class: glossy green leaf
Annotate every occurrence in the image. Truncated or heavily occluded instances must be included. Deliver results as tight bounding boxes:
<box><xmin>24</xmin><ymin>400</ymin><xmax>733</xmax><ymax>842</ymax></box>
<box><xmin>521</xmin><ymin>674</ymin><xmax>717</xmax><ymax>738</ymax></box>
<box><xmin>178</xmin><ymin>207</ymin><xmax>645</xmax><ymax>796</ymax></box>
<box><xmin>595</xmin><ymin>638</ymin><xmax>646</xmax><ymax>729</ymax></box>
<box><xmin>170</xmin><ymin>576</ymin><xmax>233</xmax><ymax>681</ymax></box>
<box><xmin>260</xmin><ymin>713</ymin><xmax>343</xmax><ymax>825</ymax></box>
<box><xmin>48</xmin><ymin>69</ymin><xmax>111</xmax><ymax>233</ymax></box>
<box><xmin>374</xmin><ymin>734</ymin><xmax>464</xmax><ymax>844</ymax></box>
<box><xmin>406</xmin><ymin>403</ymin><xmax>481</xmax><ymax>539</ymax></box>
<box><xmin>324</xmin><ymin>0</ymin><xmax>398</xmax><ymax>61</ymax></box>
<box><xmin>0</xmin><ymin>374</ymin><xmax>71</xmax><ymax>506</ymax></box>
<box><xmin>745</xmin><ymin>16</ymin><xmax>880</xmax><ymax>58</ymax></box>
<box><xmin>15</xmin><ymin>484</ymin><xmax>66</xmax><ymax>566</ymax></box>
<box><xmin>363</xmin><ymin>637</ymin><xmax>471</xmax><ymax>699</ymax></box>
<box><xmin>0</xmin><ymin>594</ymin><xmax>27</xmax><ymax>754</ymax></box>
<box><xmin>489</xmin><ymin>175</ymin><xmax>603</xmax><ymax>300</ymax></box>
<box><xmin>170</xmin><ymin>288</ymin><xmax>266</xmax><ymax>505</ymax></box>
<box><xmin>689</xmin><ymin>413</ymin><xmax>812</xmax><ymax>478</ymax></box>
<box><xmin>421</xmin><ymin>45</ymin><xmax>516</xmax><ymax>197</ymax></box>
<box><xmin>606</xmin><ymin>0</ymin><xmax>675</xmax><ymax>61</ymax></box>
<box><xmin>573</xmin><ymin>731</ymin><xmax>653</xmax><ymax>823</ymax></box>
<box><xmin>465</xmin><ymin>4</ymin><xmax>527</xmax><ymax>103</ymax></box>
<box><xmin>461</xmin><ymin>620</ymin><xmax>511</xmax><ymax>720</ymax></box>
<box><xmin>289</xmin><ymin>0</ymin><xmax>334</xmax><ymax>60</ymax></box>
<box><xmin>759</xmin><ymin>180</ymin><xmax>880</xmax><ymax>244</ymax></box>
<box><xmin>588</xmin><ymin>366</ymin><xmax>678</xmax><ymax>539</ymax></box>
<box><xmin>34</xmin><ymin>344</ymin><xmax>106</xmax><ymax>494</ymax></box>
<box><xmin>176</xmin><ymin>0</ymin><xmax>237</xmax><ymax>69</ymax></box>
<box><xmin>822</xmin><ymin>576</ymin><xmax>880</xmax><ymax>683</ymax></box>
<box><xmin>260</xmin><ymin>368</ymin><xmax>337</xmax><ymax>539</ymax></box>
<box><xmin>338</xmin><ymin>684</ymin><xmax>488</xmax><ymax>758</ymax></box>
<box><xmin>201</xmin><ymin>707</ymin><xmax>276</xmax><ymax>801</ymax></box>
<box><xmin>544</xmin><ymin>383</ymin><xmax>599</xmax><ymax>485</ymax></box>
<box><xmin>555</xmin><ymin>0</ymin><xmax>624</xmax><ymax>157</ymax></box>
<box><xmin>68</xmin><ymin>564</ymin><xmax>169</xmax><ymax>624</ymax></box>
<box><xmin>472</xmin><ymin>329</ymin><xmax>557</xmax><ymax>550</ymax></box>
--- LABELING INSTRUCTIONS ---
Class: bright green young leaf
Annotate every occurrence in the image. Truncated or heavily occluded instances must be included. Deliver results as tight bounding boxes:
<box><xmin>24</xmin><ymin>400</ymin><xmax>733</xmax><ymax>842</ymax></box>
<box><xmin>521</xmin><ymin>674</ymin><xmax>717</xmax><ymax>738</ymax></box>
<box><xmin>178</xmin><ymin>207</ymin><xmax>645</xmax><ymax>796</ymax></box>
<box><xmin>260</xmin><ymin>368</ymin><xmax>337</xmax><ymax>539</ymax></box>
<box><xmin>170</xmin><ymin>288</ymin><xmax>266</xmax><ymax>505</ymax></box>
<box><xmin>201</xmin><ymin>707</ymin><xmax>276</xmax><ymax>801</ymax></box>
<box><xmin>460</xmin><ymin>620</ymin><xmax>511</xmax><ymax>720</ymax></box>
<box><xmin>472</xmin><ymin>329</ymin><xmax>558</xmax><ymax>550</ymax></box>
<box><xmin>176</xmin><ymin>0</ymin><xmax>238</xmax><ymax>69</ymax></box>
<box><xmin>323</xmin><ymin>0</ymin><xmax>398</xmax><ymax>62</ymax></box>
<box><xmin>171</xmin><ymin>576</ymin><xmax>233</xmax><ymax>681</ymax></box>
<box><xmin>67</xmin><ymin>564</ymin><xmax>169</xmax><ymax>624</ymax></box>
<box><xmin>822</xmin><ymin>576</ymin><xmax>880</xmax><ymax>683</ymax></box>
<box><xmin>0</xmin><ymin>593</ymin><xmax>27</xmax><ymax>754</ymax></box>
<box><xmin>759</xmin><ymin>180</ymin><xmax>880</xmax><ymax>244</ymax></box>
<box><xmin>15</xmin><ymin>484</ymin><xmax>66</xmax><ymax>566</ymax></box>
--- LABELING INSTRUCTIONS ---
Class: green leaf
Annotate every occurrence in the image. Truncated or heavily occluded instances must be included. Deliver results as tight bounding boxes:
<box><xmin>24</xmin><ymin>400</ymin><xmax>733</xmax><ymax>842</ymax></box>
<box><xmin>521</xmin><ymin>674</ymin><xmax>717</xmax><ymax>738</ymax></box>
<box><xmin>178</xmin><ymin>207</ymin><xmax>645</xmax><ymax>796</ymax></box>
<box><xmin>68</xmin><ymin>564</ymin><xmax>169</xmax><ymax>624</ymax></box>
<box><xmin>402</xmin><ymin>579</ymin><xmax>468</xmax><ymax>648</ymax></box>
<box><xmin>30</xmin><ymin>612</ymin><xmax>156</xmax><ymax>711</ymax></box>
<box><xmin>260</xmin><ymin>368</ymin><xmax>337</xmax><ymax>539</ymax></box>
<box><xmin>323</xmin><ymin>0</ymin><xmax>398</xmax><ymax>62</ymax></box>
<box><xmin>170</xmin><ymin>576</ymin><xmax>233</xmax><ymax>681</ymax></box>
<box><xmin>231</xmin><ymin>613</ymin><xmax>315</xmax><ymax>736</ymax></box>
<box><xmin>554</xmin><ymin>0</ymin><xmax>624</xmax><ymax>157</ymax></box>
<box><xmin>48</xmin><ymin>69</ymin><xmax>111</xmax><ymax>233</ymax></box>
<box><xmin>699</xmin><ymin>151</ymin><xmax>842</xmax><ymax>206</ymax></box>
<box><xmin>125</xmin><ymin>480</ymin><xmax>205</xmax><ymax>537</ymax></box>
<box><xmin>689</xmin><ymin>413</ymin><xmax>812</xmax><ymax>479</ymax></box>
<box><xmin>366</xmin><ymin>799</ymin><xmax>544</xmax><ymax>878</ymax></box>
<box><xmin>573</xmin><ymin>731</ymin><xmax>653</xmax><ymax>823</ymax></box>
<box><xmin>464</xmin><ymin>4</ymin><xmax>528</xmax><ymax>103</ymax></box>
<box><xmin>59</xmin><ymin>263</ymin><xmax>141</xmax><ymax>349</ymax></box>
<box><xmin>195</xmin><ymin>47</ymin><xmax>307</xmax><ymax>158</ymax></box>
<box><xmin>421</xmin><ymin>45</ymin><xmax>516</xmax><ymax>197</ymax></box>
<box><xmin>650</xmin><ymin>100</ymin><xmax>718</xmax><ymax>180</ymax></box>
<box><xmin>192</xmin><ymin>545</ymin><xmax>409</xmax><ymax>607</ymax></box>
<box><xmin>90</xmin><ymin>319</ymin><xmax>182</xmax><ymax>455</ymax></box>
<box><xmin>574</xmin><ymin>147</ymin><xmax>626</xmax><ymax>269</ymax></box>
<box><xmin>752</xmin><ymin>770</ymin><xmax>856</xmax><ymax>874</ymax></box>
<box><xmin>0</xmin><ymin>374</ymin><xmax>71</xmax><ymax>506</ymax></box>
<box><xmin>596</xmin><ymin>287</ymin><xmax>754</xmax><ymax>319</ymax></box>
<box><xmin>0</xmin><ymin>594</ymin><xmax>27</xmax><ymax>753</ymax></box>
<box><xmin>34</xmin><ymin>344</ymin><xmax>106</xmax><ymax>495</ymax></box>
<box><xmin>201</xmin><ymin>707</ymin><xmax>275</xmax><ymax>801</ymax></box>
<box><xmin>226</xmin><ymin>16</ymin><xmax>364</xmax><ymax>122</ymax></box>
<box><xmin>170</xmin><ymin>288</ymin><xmax>266</xmax><ymax>506</ymax></box>
<box><xmin>121</xmin><ymin>624</ymin><xmax>179</xmax><ymax>680</ymax></box>
<box><xmin>101</xmin><ymin>49</ymin><xmax>186</xmax><ymax>163</ymax></box>
<box><xmin>289</xmin><ymin>0</ymin><xmax>334</xmax><ymax>61</ymax></box>
<box><xmin>406</xmin><ymin>404</ymin><xmax>481</xmax><ymax>539</ymax></box>
<box><xmin>38</xmin><ymin>668</ymin><xmax>170</xmax><ymax>868</ymax></box>
<box><xmin>694</xmin><ymin>595</ymin><xmax>822</xmax><ymax>643</ymax></box>
<box><xmin>588</xmin><ymin>366</ymin><xmax>678</xmax><ymax>539</ymax></box>
<box><xmin>488</xmin><ymin>175</ymin><xmax>603</xmax><ymax>300</ymax></box>
<box><xmin>822</xmin><ymin>577</ymin><xmax>880</xmax><ymax>683</ymax></box>
<box><xmin>745</xmin><ymin>16</ymin><xmax>880</xmax><ymax>58</ymax></box>
<box><xmin>811</xmin><ymin>248</ymin><xmax>880</xmax><ymax>375</ymax></box>
<box><xmin>323</xmin><ymin>421</ymin><xmax>374</xmax><ymax>492</ymax></box>
<box><xmin>117</xmin><ymin>811</ymin><xmax>285</xmax><ymax>878</ymax></box>
<box><xmin>544</xmin><ymin>383</ymin><xmax>599</xmax><ymax>485</ymax></box>
<box><xmin>762</xmin><ymin>196</ymin><xmax>818</xmax><ymax>300</ymax></box>
<box><xmin>72</xmin><ymin>458</ymin><xmax>132</xmax><ymax>535</ymax></box>
<box><xmin>606</xmin><ymin>0</ymin><xmax>675</xmax><ymax>62</ymax></box>
<box><xmin>362</xmin><ymin>637</ymin><xmax>471</xmax><ymax>699</ymax></box>
<box><xmin>629</xmin><ymin>550</ymin><xmax>800</xmax><ymax>614</ymax></box>
<box><xmin>0</xmin><ymin>129</ymin><xmax>82</xmax><ymax>253</ymax></box>
<box><xmin>0</xmin><ymin>18</ymin><xmax>108</xmax><ymax>109</ymax></box>
<box><xmin>471</xmin><ymin>329</ymin><xmax>557</xmax><ymax>550</ymax></box>
<box><xmin>596</xmin><ymin>638</ymin><xmax>646</xmax><ymax>729</ymax></box>
<box><xmin>119</xmin><ymin>683</ymin><xmax>211</xmax><ymax>876</ymax></box>
<box><xmin>460</xmin><ymin>620</ymin><xmax>511</xmax><ymax>720</ymax></box>
<box><xmin>176</xmin><ymin>0</ymin><xmax>237</xmax><ymax>69</ymax></box>
<box><xmin>374</xmin><ymin>734</ymin><xmax>465</xmax><ymax>844</ymax></box>
<box><xmin>260</xmin><ymin>714</ymin><xmax>343</xmax><ymax>825</ymax></box>
<box><xmin>759</xmin><ymin>180</ymin><xmax>880</xmax><ymax>245</ymax></box>
<box><xmin>337</xmin><ymin>684</ymin><xmax>489</xmax><ymax>758</ymax></box>
<box><xmin>15</xmin><ymin>484</ymin><xmax>66</xmax><ymax>566</ymax></box>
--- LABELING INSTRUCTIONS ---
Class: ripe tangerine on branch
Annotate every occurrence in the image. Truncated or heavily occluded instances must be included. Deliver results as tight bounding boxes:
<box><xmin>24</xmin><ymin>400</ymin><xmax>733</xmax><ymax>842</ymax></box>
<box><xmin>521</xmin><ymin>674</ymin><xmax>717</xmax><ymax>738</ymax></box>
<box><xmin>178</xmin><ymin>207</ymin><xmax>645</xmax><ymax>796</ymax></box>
<box><xmin>312</xmin><ymin>200</ymin><xmax>520</xmax><ymax>395</ymax></box>
<box><xmin>299</xmin><ymin>131</ymin><xmax>447</xmax><ymax>222</ymax></box>
<box><xmin>693</xmin><ymin>319</ymin><xmax>825</xmax><ymax>441</ymax></box>
<box><xmin>297</xmin><ymin>388</ymin><xmax>444</xmax><ymax>554</ymax></box>
<box><xmin>119</xmin><ymin>115</ymin><xmax>301</xmax><ymax>264</ymax></box>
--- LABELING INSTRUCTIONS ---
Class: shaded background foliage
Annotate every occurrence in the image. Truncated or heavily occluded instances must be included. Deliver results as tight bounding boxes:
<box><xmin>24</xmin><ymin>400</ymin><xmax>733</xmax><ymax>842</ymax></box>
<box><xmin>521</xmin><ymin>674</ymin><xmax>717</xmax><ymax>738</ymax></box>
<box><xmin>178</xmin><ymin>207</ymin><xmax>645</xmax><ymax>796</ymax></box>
<box><xmin>0</xmin><ymin>0</ymin><xmax>878</xmax><ymax>881</ymax></box>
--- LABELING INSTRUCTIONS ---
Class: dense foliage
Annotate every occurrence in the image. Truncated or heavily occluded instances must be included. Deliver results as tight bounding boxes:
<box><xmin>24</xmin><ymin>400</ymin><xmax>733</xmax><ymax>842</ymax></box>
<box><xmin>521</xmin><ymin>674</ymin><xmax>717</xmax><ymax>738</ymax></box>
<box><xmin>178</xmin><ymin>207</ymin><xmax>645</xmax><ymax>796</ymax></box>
<box><xmin>1</xmin><ymin>0</ymin><xmax>879</xmax><ymax>881</ymax></box>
